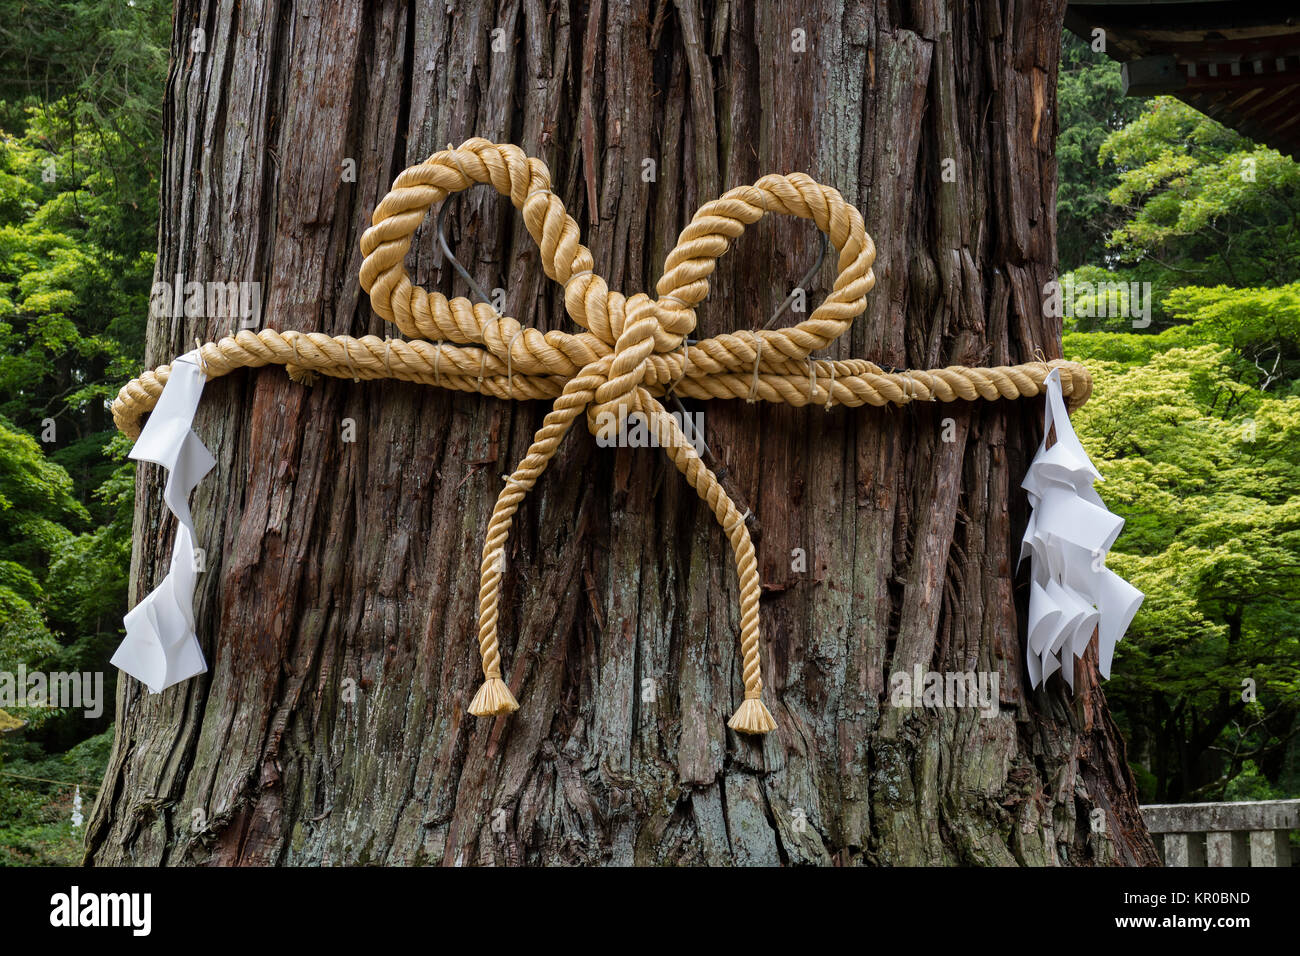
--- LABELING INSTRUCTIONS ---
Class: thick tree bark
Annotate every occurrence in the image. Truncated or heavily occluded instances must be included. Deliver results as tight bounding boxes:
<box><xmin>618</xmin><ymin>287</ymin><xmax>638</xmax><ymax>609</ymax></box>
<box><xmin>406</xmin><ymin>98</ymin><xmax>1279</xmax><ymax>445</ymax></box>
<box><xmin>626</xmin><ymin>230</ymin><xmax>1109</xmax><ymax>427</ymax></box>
<box><xmin>87</xmin><ymin>0</ymin><xmax>1158</xmax><ymax>866</ymax></box>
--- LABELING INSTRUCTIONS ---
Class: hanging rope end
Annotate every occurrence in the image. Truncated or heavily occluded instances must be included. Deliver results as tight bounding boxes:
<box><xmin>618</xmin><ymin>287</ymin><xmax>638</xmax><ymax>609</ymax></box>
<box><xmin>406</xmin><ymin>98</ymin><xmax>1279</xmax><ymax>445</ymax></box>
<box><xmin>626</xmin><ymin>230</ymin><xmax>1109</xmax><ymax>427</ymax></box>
<box><xmin>469</xmin><ymin>677</ymin><xmax>520</xmax><ymax>717</ymax></box>
<box><xmin>728</xmin><ymin>696</ymin><xmax>776</xmax><ymax>735</ymax></box>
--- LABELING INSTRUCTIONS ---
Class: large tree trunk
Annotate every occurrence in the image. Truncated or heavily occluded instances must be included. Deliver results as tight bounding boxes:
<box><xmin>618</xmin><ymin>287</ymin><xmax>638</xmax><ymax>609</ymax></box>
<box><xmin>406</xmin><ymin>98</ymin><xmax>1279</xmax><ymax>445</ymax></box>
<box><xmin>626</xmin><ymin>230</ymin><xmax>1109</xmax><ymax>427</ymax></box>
<box><xmin>87</xmin><ymin>0</ymin><xmax>1158</xmax><ymax>866</ymax></box>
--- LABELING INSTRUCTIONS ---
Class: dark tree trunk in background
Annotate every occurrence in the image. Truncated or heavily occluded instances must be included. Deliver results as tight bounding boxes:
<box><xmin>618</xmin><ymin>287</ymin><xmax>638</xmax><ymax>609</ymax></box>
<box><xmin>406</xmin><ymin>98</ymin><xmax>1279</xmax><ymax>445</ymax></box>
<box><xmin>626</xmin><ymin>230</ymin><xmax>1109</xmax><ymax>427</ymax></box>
<box><xmin>86</xmin><ymin>0</ymin><xmax>1158</xmax><ymax>865</ymax></box>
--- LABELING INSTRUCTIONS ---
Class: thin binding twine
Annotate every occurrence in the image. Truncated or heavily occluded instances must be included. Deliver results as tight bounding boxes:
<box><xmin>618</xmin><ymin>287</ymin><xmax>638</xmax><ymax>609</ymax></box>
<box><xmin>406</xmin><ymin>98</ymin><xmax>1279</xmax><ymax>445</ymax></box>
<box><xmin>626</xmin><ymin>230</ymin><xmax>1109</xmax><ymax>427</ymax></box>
<box><xmin>112</xmin><ymin>139</ymin><xmax>1096</xmax><ymax>737</ymax></box>
<box><xmin>565</xmin><ymin>268</ymin><xmax>594</xmax><ymax>294</ymax></box>
<box><xmin>342</xmin><ymin>339</ymin><xmax>361</xmax><ymax>383</ymax></box>
<box><xmin>665</xmin><ymin>337</ymin><xmax>691</xmax><ymax>396</ymax></box>
<box><xmin>485</xmin><ymin>312</ymin><xmax>508</xmax><ymax>387</ymax></box>
<box><xmin>506</xmin><ymin>325</ymin><xmax>523</xmax><ymax>393</ymax></box>
<box><xmin>446</xmin><ymin>143</ymin><xmax>471</xmax><ymax>181</ymax></box>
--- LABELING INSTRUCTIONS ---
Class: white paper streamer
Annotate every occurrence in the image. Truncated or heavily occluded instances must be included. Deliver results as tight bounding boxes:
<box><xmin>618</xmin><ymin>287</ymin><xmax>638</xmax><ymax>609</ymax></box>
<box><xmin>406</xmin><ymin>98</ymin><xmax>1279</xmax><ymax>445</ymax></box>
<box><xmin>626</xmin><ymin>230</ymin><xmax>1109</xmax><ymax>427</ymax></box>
<box><xmin>110</xmin><ymin>354</ymin><xmax>214</xmax><ymax>693</ymax></box>
<box><xmin>1020</xmin><ymin>368</ymin><xmax>1143</xmax><ymax>689</ymax></box>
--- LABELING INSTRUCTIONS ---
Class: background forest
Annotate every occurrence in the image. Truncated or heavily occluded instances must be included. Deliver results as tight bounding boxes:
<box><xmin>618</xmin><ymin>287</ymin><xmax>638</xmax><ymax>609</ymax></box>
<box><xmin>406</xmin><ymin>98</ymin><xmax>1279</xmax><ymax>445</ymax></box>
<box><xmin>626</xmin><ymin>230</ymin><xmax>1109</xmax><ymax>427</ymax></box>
<box><xmin>0</xmin><ymin>5</ymin><xmax>1296</xmax><ymax>864</ymax></box>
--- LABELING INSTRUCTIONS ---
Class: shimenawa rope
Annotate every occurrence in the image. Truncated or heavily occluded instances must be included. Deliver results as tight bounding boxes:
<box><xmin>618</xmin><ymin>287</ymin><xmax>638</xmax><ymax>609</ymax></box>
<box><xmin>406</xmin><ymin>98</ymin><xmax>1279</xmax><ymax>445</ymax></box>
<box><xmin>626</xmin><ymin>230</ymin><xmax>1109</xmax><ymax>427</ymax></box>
<box><xmin>111</xmin><ymin>138</ymin><xmax>1092</xmax><ymax>735</ymax></box>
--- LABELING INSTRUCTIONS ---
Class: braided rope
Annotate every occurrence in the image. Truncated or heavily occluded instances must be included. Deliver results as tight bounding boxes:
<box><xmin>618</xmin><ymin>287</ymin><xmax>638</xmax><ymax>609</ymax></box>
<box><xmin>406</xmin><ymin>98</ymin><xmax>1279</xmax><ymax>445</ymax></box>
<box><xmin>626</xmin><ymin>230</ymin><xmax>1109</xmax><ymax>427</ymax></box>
<box><xmin>111</xmin><ymin>138</ymin><xmax>1092</xmax><ymax>736</ymax></box>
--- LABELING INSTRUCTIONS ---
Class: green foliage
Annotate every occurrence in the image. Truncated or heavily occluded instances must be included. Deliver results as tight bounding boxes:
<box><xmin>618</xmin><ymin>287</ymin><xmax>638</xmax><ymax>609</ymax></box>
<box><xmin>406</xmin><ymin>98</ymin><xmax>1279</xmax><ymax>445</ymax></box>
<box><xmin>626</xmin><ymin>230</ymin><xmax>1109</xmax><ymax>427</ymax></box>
<box><xmin>0</xmin><ymin>0</ymin><xmax>169</xmax><ymax>860</ymax></box>
<box><xmin>1054</xmin><ymin>38</ymin><xmax>1300</xmax><ymax>799</ymax></box>
<box><xmin>1056</xmin><ymin>33</ymin><xmax>1143</xmax><ymax>270</ymax></box>
<box><xmin>1100</xmin><ymin>97</ymin><xmax>1300</xmax><ymax>290</ymax></box>
<box><xmin>1162</xmin><ymin>283</ymin><xmax>1300</xmax><ymax>391</ymax></box>
<box><xmin>0</xmin><ymin>106</ymin><xmax>156</xmax><ymax>461</ymax></box>
<box><xmin>0</xmin><ymin>416</ymin><xmax>85</xmax><ymax>705</ymax></box>
<box><xmin>0</xmin><ymin>0</ymin><xmax>171</xmax><ymax>211</ymax></box>
<box><xmin>0</xmin><ymin>108</ymin><xmax>145</xmax><ymax>729</ymax></box>
<box><xmin>0</xmin><ymin>727</ymin><xmax>112</xmax><ymax>866</ymax></box>
<box><xmin>1064</xmin><ymin>339</ymin><xmax>1300</xmax><ymax>800</ymax></box>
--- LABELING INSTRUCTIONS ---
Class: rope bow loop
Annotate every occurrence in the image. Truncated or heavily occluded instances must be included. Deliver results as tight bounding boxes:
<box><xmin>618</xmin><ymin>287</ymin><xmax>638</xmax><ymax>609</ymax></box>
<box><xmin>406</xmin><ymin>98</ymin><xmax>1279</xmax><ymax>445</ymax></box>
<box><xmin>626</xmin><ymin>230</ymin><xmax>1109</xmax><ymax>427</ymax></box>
<box><xmin>356</xmin><ymin>142</ymin><xmax>877</xmax><ymax>734</ymax></box>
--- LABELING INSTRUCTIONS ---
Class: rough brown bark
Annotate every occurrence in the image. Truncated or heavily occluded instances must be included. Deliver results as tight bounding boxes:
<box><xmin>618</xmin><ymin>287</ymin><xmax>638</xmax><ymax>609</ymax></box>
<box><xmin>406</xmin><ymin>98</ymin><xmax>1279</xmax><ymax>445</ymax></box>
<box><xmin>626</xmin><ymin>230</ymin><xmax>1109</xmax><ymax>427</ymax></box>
<box><xmin>87</xmin><ymin>0</ymin><xmax>1159</xmax><ymax>866</ymax></box>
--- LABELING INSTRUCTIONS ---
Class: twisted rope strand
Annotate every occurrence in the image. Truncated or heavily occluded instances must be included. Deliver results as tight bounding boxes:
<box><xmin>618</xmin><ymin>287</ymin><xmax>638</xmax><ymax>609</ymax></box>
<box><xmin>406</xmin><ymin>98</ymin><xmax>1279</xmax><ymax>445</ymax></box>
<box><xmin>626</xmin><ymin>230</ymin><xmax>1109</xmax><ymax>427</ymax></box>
<box><xmin>110</xmin><ymin>335</ymin><xmax>1089</xmax><ymax>439</ymax></box>
<box><xmin>112</xmin><ymin>139</ymin><xmax>1093</xmax><ymax>736</ymax></box>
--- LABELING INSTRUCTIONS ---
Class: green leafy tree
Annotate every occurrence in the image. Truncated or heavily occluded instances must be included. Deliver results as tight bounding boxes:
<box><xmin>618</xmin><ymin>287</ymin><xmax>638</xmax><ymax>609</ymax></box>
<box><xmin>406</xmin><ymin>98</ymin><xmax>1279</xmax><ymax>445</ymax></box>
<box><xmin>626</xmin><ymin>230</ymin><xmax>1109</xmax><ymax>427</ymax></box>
<box><xmin>0</xmin><ymin>416</ymin><xmax>87</xmax><ymax>712</ymax></box>
<box><xmin>0</xmin><ymin>0</ymin><xmax>169</xmax><ymax>861</ymax></box>
<box><xmin>0</xmin><ymin>0</ymin><xmax>171</xmax><ymax>208</ymax></box>
<box><xmin>1056</xmin><ymin>32</ymin><xmax>1142</xmax><ymax>271</ymax></box>
<box><xmin>1065</xmin><ymin>335</ymin><xmax>1300</xmax><ymax>800</ymax></box>
<box><xmin>1163</xmin><ymin>282</ymin><xmax>1300</xmax><ymax>393</ymax></box>
<box><xmin>0</xmin><ymin>105</ymin><xmax>155</xmax><ymax>491</ymax></box>
<box><xmin>1101</xmin><ymin>97</ymin><xmax>1300</xmax><ymax>291</ymax></box>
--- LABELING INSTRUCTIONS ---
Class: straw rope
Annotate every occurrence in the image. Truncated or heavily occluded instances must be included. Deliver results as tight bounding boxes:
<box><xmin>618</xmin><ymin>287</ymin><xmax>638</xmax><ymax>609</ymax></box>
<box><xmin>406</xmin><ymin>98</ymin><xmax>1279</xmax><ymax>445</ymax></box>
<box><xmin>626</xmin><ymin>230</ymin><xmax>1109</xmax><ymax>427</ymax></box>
<box><xmin>111</xmin><ymin>138</ymin><xmax>1092</xmax><ymax>735</ymax></box>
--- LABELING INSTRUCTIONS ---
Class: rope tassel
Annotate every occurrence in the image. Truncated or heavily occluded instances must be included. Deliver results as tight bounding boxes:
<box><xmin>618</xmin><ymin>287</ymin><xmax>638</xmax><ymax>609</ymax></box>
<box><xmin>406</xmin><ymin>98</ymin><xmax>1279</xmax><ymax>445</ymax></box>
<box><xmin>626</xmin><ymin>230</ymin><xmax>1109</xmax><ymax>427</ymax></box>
<box><xmin>468</xmin><ymin>677</ymin><xmax>520</xmax><ymax>717</ymax></box>
<box><xmin>729</xmin><ymin>697</ymin><xmax>777</xmax><ymax>735</ymax></box>
<box><xmin>111</xmin><ymin>139</ymin><xmax>1098</xmax><ymax>737</ymax></box>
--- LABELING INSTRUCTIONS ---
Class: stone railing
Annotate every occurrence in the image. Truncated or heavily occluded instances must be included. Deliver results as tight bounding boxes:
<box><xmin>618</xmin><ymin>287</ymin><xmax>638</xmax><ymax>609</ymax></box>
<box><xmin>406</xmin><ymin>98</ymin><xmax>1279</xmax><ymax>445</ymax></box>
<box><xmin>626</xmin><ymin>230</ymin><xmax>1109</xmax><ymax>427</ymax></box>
<box><xmin>1142</xmin><ymin>799</ymin><xmax>1299</xmax><ymax>867</ymax></box>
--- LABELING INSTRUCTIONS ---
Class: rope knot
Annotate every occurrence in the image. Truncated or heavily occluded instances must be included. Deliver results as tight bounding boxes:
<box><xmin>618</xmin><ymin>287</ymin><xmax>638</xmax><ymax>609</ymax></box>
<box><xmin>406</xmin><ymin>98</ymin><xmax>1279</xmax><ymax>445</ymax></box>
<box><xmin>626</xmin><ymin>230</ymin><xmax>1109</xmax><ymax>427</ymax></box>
<box><xmin>584</xmin><ymin>294</ymin><xmax>678</xmax><ymax>437</ymax></box>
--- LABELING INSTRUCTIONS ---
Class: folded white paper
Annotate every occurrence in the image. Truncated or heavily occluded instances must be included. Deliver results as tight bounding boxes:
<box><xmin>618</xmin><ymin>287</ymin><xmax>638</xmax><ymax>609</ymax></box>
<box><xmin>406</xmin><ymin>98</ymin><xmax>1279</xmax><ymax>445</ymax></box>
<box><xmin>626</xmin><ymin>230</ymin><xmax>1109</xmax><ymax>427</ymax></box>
<box><xmin>1020</xmin><ymin>369</ymin><xmax>1142</xmax><ymax>690</ymax></box>
<box><xmin>110</xmin><ymin>354</ymin><xmax>214</xmax><ymax>692</ymax></box>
